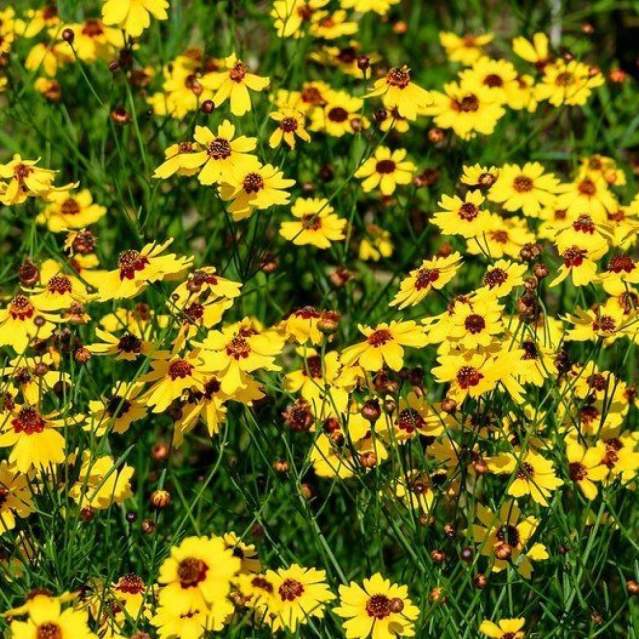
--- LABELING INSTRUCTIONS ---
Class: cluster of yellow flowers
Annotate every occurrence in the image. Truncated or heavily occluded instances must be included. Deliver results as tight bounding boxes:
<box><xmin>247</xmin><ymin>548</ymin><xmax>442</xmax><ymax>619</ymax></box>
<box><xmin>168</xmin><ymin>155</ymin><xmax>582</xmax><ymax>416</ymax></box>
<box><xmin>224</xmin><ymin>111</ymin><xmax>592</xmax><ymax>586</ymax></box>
<box><xmin>1</xmin><ymin>0</ymin><xmax>638</xmax><ymax>638</ymax></box>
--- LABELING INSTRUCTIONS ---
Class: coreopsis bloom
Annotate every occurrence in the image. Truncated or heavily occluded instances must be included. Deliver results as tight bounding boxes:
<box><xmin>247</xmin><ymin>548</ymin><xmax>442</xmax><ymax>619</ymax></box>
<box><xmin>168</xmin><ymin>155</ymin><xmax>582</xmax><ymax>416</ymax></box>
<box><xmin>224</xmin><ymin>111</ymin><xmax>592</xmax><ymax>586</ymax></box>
<box><xmin>549</xmin><ymin>245</ymin><xmax>601</xmax><ymax>287</ymax></box>
<box><xmin>358</xmin><ymin>224</ymin><xmax>393</xmax><ymax>261</ymax></box>
<box><xmin>567</xmin><ymin>441</ymin><xmax>609</xmax><ymax>499</ymax></box>
<box><xmin>152</xmin><ymin>141</ymin><xmax>208</xmax><ymax>178</ymax></box>
<box><xmin>25</xmin><ymin>40</ymin><xmax>72</xmax><ymax>77</ymax></box>
<box><xmin>391</xmin><ymin>391</ymin><xmax>445</xmax><ymax>443</ymax></box>
<box><xmin>187</xmin><ymin>122</ymin><xmax>259</xmax><ymax>185</ymax></box>
<box><xmin>461</xmin><ymin>164</ymin><xmax>499</xmax><ymax>189</ymax></box>
<box><xmin>151</xmin><ymin>598</ymin><xmax>233</xmax><ymax>639</ymax></box>
<box><xmin>269</xmin><ymin>108</ymin><xmax>311</xmax><ymax>149</ymax></box>
<box><xmin>60</xmin><ymin>20</ymin><xmax>125</xmax><ymax>62</ymax></box>
<box><xmin>425</xmin><ymin>81</ymin><xmax>505</xmax><ymax>139</ymax></box>
<box><xmin>70</xmin><ymin>453</ymin><xmax>134</xmax><ymax>510</ymax></box>
<box><xmin>535</xmin><ymin>59</ymin><xmax>604</xmax><ymax>106</ymax></box>
<box><xmin>158</xmin><ymin>534</ymin><xmax>241</xmax><ymax>608</ymax></box>
<box><xmin>0</xmin><ymin>155</ymin><xmax>72</xmax><ymax>206</ymax></box>
<box><xmin>390</xmin><ymin>252</ymin><xmax>462</xmax><ymax>309</ymax></box>
<box><xmin>472</xmin><ymin>501</ymin><xmax>549</xmax><ymax>578</ymax></box>
<box><xmin>340</xmin><ymin>0</ymin><xmax>400</xmax><ymax>14</ymax></box>
<box><xmin>280</xmin><ymin>307</ymin><xmax>339</xmax><ymax>345</ymax></box>
<box><xmin>489</xmin><ymin>450</ymin><xmax>563</xmax><ymax>506</ymax></box>
<box><xmin>366</xmin><ymin>66</ymin><xmax>430</xmax><ymax>119</ymax></box>
<box><xmin>102</xmin><ymin>0</ymin><xmax>169</xmax><ymax>38</ymax></box>
<box><xmin>265</xmin><ymin>565</ymin><xmax>335</xmax><ymax>633</ymax></box>
<box><xmin>579</xmin><ymin>154</ymin><xmax>626</xmax><ymax>187</ymax></box>
<box><xmin>0</xmin><ymin>405</ymin><xmax>82</xmax><ymax>473</ymax></box>
<box><xmin>219</xmin><ymin>163</ymin><xmax>295</xmax><ymax>221</ymax></box>
<box><xmin>310</xmin><ymin>10</ymin><xmax>357</xmax><ymax>38</ymax></box>
<box><xmin>432</xmin><ymin>190</ymin><xmax>492</xmax><ymax>238</ymax></box>
<box><xmin>14</xmin><ymin>5</ymin><xmax>60</xmax><ymax>38</ymax></box>
<box><xmin>550</xmin><ymin>213</ymin><xmax>612</xmax><ymax>258</ymax></box>
<box><xmin>271</xmin><ymin>0</ymin><xmax>329</xmax><ymax>38</ymax></box>
<box><xmin>37</xmin><ymin>189</ymin><xmax>106</xmax><ymax>232</ymax></box>
<box><xmin>7</xmin><ymin>594</ymin><xmax>97</xmax><ymax>639</ymax></box>
<box><xmin>355</xmin><ymin>146</ymin><xmax>415</xmax><ymax>196</ymax></box>
<box><xmin>601</xmin><ymin>435</ymin><xmax>639</xmax><ymax>483</ymax></box>
<box><xmin>30</xmin><ymin>259</ymin><xmax>93</xmax><ymax>311</ymax></box>
<box><xmin>554</xmin><ymin>175</ymin><xmax>616</xmax><ymax>219</ymax></box>
<box><xmin>279</xmin><ymin>196</ymin><xmax>347</xmax><ymax>249</ymax></box>
<box><xmin>512</xmin><ymin>32</ymin><xmax>550</xmax><ymax>67</ymax></box>
<box><xmin>87</xmin><ymin>382</ymin><xmax>148</xmax><ymax>436</ymax></box>
<box><xmin>341</xmin><ymin>321</ymin><xmax>427</xmax><ymax>372</ymax></box>
<box><xmin>96</xmin><ymin>240</ymin><xmax>193</xmax><ymax>300</ymax></box>
<box><xmin>197</xmin><ymin>323</ymin><xmax>282</xmax><ymax>395</ymax></box>
<box><xmin>469</xmin><ymin>214</ymin><xmax>535</xmax><ymax>259</ymax></box>
<box><xmin>334</xmin><ymin>573</ymin><xmax>420</xmax><ymax>639</ymax></box>
<box><xmin>0</xmin><ymin>294</ymin><xmax>58</xmax><ymax>353</ymax></box>
<box><xmin>480</xmin><ymin>618</ymin><xmax>526</xmax><ymax>638</ymax></box>
<box><xmin>488</xmin><ymin>162</ymin><xmax>559</xmax><ymax>217</ymax></box>
<box><xmin>141</xmin><ymin>350</ymin><xmax>212</xmax><ymax>413</ymax></box>
<box><xmin>311</xmin><ymin>89</ymin><xmax>366</xmax><ymax>137</ymax></box>
<box><xmin>0</xmin><ymin>8</ymin><xmax>16</xmax><ymax>54</ymax></box>
<box><xmin>0</xmin><ymin>460</ymin><xmax>35</xmax><ymax>534</ymax></box>
<box><xmin>200</xmin><ymin>53</ymin><xmax>270</xmax><ymax>116</ymax></box>
<box><xmin>449</xmin><ymin>296</ymin><xmax>504</xmax><ymax>350</ymax></box>
<box><xmin>599</xmin><ymin>254</ymin><xmax>639</xmax><ymax>296</ymax></box>
<box><xmin>459</xmin><ymin>57</ymin><xmax>521</xmax><ymax>106</ymax></box>
<box><xmin>87</xmin><ymin>328</ymin><xmax>155</xmax><ymax>361</ymax></box>
<box><xmin>477</xmin><ymin>259</ymin><xmax>527</xmax><ymax>298</ymax></box>
<box><xmin>439</xmin><ymin>32</ymin><xmax>494</xmax><ymax>65</ymax></box>
<box><xmin>172</xmin><ymin>266</ymin><xmax>242</xmax><ymax>305</ymax></box>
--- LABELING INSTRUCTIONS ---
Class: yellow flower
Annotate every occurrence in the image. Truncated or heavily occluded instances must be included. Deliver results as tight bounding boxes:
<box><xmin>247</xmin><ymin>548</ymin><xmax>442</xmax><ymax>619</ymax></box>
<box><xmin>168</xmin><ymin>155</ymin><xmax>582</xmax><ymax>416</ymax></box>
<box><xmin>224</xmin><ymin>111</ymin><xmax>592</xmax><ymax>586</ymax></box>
<box><xmin>219</xmin><ymin>163</ymin><xmax>295</xmax><ymax>221</ymax></box>
<box><xmin>140</xmin><ymin>350</ymin><xmax>212</xmax><ymax>413</ymax></box>
<box><xmin>151</xmin><ymin>598</ymin><xmax>234</xmax><ymax>639</ymax></box>
<box><xmin>200</xmin><ymin>53</ymin><xmax>270</xmax><ymax>116</ymax></box>
<box><xmin>0</xmin><ymin>460</ymin><xmax>35</xmax><ymax>534</ymax></box>
<box><xmin>425</xmin><ymin>80</ymin><xmax>505</xmax><ymax>139</ymax></box>
<box><xmin>512</xmin><ymin>32</ymin><xmax>550</xmax><ymax>66</ymax></box>
<box><xmin>554</xmin><ymin>175</ymin><xmax>616</xmax><ymax>219</ymax></box>
<box><xmin>472</xmin><ymin>501</ymin><xmax>549</xmax><ymax>578</ymax></box>
<box><xmin>37</xmin><ymin>189</ymin><xmax>106</xmax><ymax>232</ymax></box>
<box><xmin>197</xmin><ymin>323</ymin><xmax>283</xmax><ymax>395</ymax></box>
<box><xmin>95</xmin><ymin>239</ymin><xmax>193</xmax><ymax>300</ymax></box>
<box><xmin>477</xmin><ymin>259</ymin><xmax>527</xmax><ymax>298</ymax></box>
<box><xmin>440</xmin><ymin>31</ymin><xmax>494</xmax><ymax>65</ymax></box>
<box><xmin>334</xmin><ymin>573</ymin><xmax>420</xmax><ymax>639</ymax></box>
<box><xmin>157</xmin><ymin>534</ymin><xmax>241</xmax><ymax>609</ymax></box>
<box><xmin>489</xmin><ymin>450</ymin><xmax>563</xmax><ymax>506</ymax></box>
<box><xmin>479</xmin><ymin>617</ymin><xmax>526</xmax><ymax>638</ymax></box>
<box><xmin>311</xmin><ymin>89</ymin><xmax>366</xmax><ymax>137</ymax></box>
<box><xmin>567</xmin><ymin>441</ymin><xmax>609</xmax><ymax>500</ymax></box>
<box><xmin>358</xmin><ymin>224</ymin><xmax>393</xmax><ymax>261</ymax></box>
<box><xmin>87</xmin><ymin>382</ymin><xmax>148</xmax><ymax>436</ymax></box>
<box><xmin>599</xmin><ymin>254</ymin><xmax>639</xmax><ymax>296</ymax></box>
<box><xmin>270</xmin><ymin>0</ymin><xmax>329</xmax><ymax>38</ymax></box>
<box><xmin>69</xmin><ymin>453</ymin><xmax>134</xmax><ymax>510</ymax></box>
<box><xmin>460</xmin><ymin>164</ymin><xmax>499</xmax><ymax>189</ymax></box>
<box><xmin>310</xmin><ymin>10</ymin><xmax>357</xmax><ymax>39</ymax></box>
<box><xmin>265</xmin><ymin>564</ymin><xmax>335</xmax><ymax>633</ymax></box>
<box><xmin>564</xmin><ymin>301</ymin><xmax>628</xmax><ymax>344</ymax></box>
<box><xmin>269</xmin><ymin>108</ymin><xmax>311</xmax><ymax>149</ymax></box>
<box><xmin>535</xmin><ymin>59</ymin><xmax>604</xmax><ymax>106</ymax></box>
<box><xmin>8</xmin><ymin>595</ymin><xmax>97</xmax><ymax>639</ymax></box>
<box><xmin>432</xmin><ymin>190</ymin><xmax>492</xmax><ymax>238</ymax></box>
<box><xmin>468</xmin><ymin>214</ymin><xmax>535</xmax><ymax>259</ymax></box>
<box><xmin>279</xmin><ymin>196</ymin><xmax>347</xmax><ymax>249</ymax></box>
<box><xmin>13</xmin><ymin>5</ymin><xmax>60</xmax><ymax>39</ymax></box>
<box><xmin>355</xmin><ymin>146</ymin><xmax>415</xmax><ymax>196</ymax></box>
<box><xmin>0</xmin><ymin>294</ymin><xmax>58</xmax><ymax>354</ymax></box>
<box><xmin>0</xmin><ymin>405</ymin><xmax>82</xmax><ymax>473</ymax></box>
<box><xmin>0</xmin><ymin>155</ymin><xmax>73</xmax><ymax>207</ymax></box>
<box><xmin>101</xmin><ymin>0</ymin><xmax>169</xmax><ymax>37</ymax></box>
<box><xmin>488</xmin><ymin>162</ymin><xmax>559</xmax><ymax>217</ymax></box>
<box><xmin>341</xmin><ymin>321</ymin><xmax>427</xmax><ymax>372</ymax></box>
<box><xmin>459</xmin><ymin>57</ymin><xmax>521</xmax><ymax>106</ymax></box>
<box><xmin>366</xmin><ymin>65</ymin><xmax>430</xmax><ymax>120</ymax></box>
<box><xmin>340</xmin><ymin>0</ymin><xmax>401</xmax><ymax>16</ymax></box>
<box><xmin>390</xmin><ymin>252</ymin><xmax>463</xmax><ymax>309</ymax></box>
<box><xmin>30</xmin><ymin>259</ymin><xmax>93</xmax><ymax>312</ymax></box>
<box><xmin>152</xmin><ymin>141</ymin><xmax>208</xmax><ymax>179</ymax></box>
<box><xmin>25</xmin><ymin>40</ymin><xmax>72</xmax><ymax>77</ymax></box>
<box><xmin>549</xmin><ymin>245</ymin><xmax>601</xmax><ymax>288</ymax></box>
<box><xmin>60</xmin><ymin>19</ymin><xmax>125</xmax><ymax>62</ymax></box>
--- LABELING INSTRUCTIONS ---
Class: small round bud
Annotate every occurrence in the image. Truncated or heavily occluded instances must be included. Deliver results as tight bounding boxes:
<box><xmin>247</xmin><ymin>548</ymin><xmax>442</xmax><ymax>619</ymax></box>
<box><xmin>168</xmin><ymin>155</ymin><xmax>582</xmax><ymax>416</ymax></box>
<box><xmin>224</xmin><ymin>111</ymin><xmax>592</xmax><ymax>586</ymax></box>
<box><xmin>431</xmin><ymin>549</ymin><xmax>446</xmax><ymax>563</ymax></box>
<box><xmin>356</xmin><ymin>55</ymin><xmax>370</xmax><ymax>73</ymax></box>
<box><xmin>319</xmin><ymin>164</ymin><xmax>334</xmax><ymax>182</ymax></box>
<box><xmin>473</xmin><ymin>573</ymin><xmax>488</xmax><ymax>589</ymax></box>
<box><xmin>443</xmin><ymin>523</ymin><xmax>456</xmax><ymax>538</ymax></box>
<box><xmin>533</xmin><ymin>262</ymin><xmax>549</xmax><ymax>279</ymax></box>
<box><xmin>581</xmin><ymin>22</ymin><xmax>594</xmax><ymax>35</ymax></box>
<box><xmin>429</xmin><ymin>587</ymin><xmax>445</xmax><ymax>603</ymax></box>
<box><xmin>149</xmin><ymin>489</ymin><xmax>171</xmax><ymax>509</ymax></box>
<box><xmin>495</xmin><ymin>543</ymin><xmax>512</xmax><ymax>560</ymax></box>
<box><xmin>472</xmin><ymin>458</ymin><xmax>489</xmax><ymax>474</ymax></box>
<box><xmin>461</xmin><ymin>547</ymin><xmax>474</xmax><ymax>562</ymax></box>
<box><xmin>62</xmin><ymin>28</ymin><xmax>75</xmax><ymax>43</ymax></box>
<box><xmin>80</xmin><ymin>507</ymin><xmax>94</xmax><ymax>522</ymax></box>
<box><xmin>393</xmin><ymin>21</ymin><xmax>408</xmax><ymax>34</ymax></box>
<box><xmin>318</xmin><ymin>312</ymin><xmax>340</xmax><ymax>335</ymax></box>
<box><xmin>273</xmin><ymin>459</ymin><xmax>289</xmax><ymax>473</ymax></box>
<box><xmin>524</xmin><ymin>276</ymin><xmax>538</xmax><ymax>291</ymax></box>
<box><xmin>627</xmin><ymin>579</ymin><xmax>639</xmax><ymax>595</ymax></box>
<box><xmin>74</xmin><ymin>347</ymin><xmax>92</xmax><ymax>364</ymax></box>
<box><xmin>141</xmin><ymin>519</ymin><xmax>156</xmax><ymax>535</ymax></box>
<box><xmin>374</xmin><ymin>108</ymin><xmax>388</xmax><ymax>124</ymax></box>
<box><xmin>201</xmin><ymin>99</ymin><xmax>215</xmax><ymax>114</ymax></box>
<box><xmin>34</xmin><ymin>363</ymin><xmax>49</xmax><ymax>377</ymax></box>
<box><xmin>18</xmin><ymin>259</ymin><xmax>40</xmax><ymax>287</ymax></box>
<box><xmin>151</xmin><ymin>441</ymin><xmax>170</xmax><ymax>461</ymax></box>
<box><xmin>300</xmin><ymin>483</ymin><xmax>314</xmax><ymax>500</ymax></box>
<box><xmin>361</xmin><ymin>399</ymin><xmax>381</xmax><ymax>423</ymax></box>
<box><xmin>441</xmin><ymin>398</ymin><xmax>457</xmax><ymax>414</ymax></box>
<box><xmin>360</xmin><ymin>451</ymin><xmax>377</xmax><ymax>469</ymax></box>
<box><xmin>428</xmin><ymin>127</ymin><xmax>445</xmax><ymax>144</ymax></box>
<box><xmin>389</xmin><ymin>597</ymin><xmax>404</xmax><ymax>612</ymax></box>
<box><xmin>111</xmin><ymin>107</ymin><xmax>130</xmax><ymax>125</ymax></box>
<box><xmin>126</xmin><ymin>511</ymin><xmax>137</xmax><ymax>523</ymax></box>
